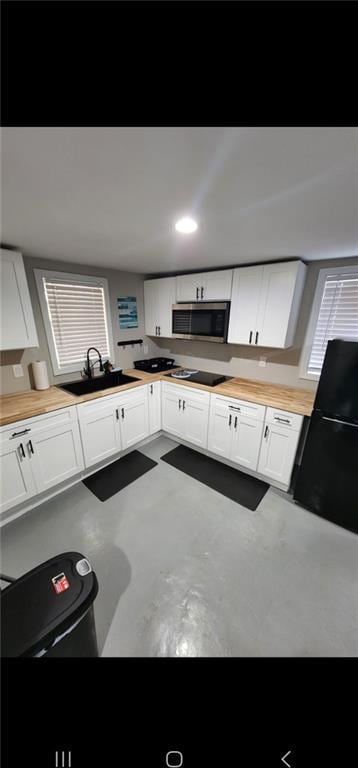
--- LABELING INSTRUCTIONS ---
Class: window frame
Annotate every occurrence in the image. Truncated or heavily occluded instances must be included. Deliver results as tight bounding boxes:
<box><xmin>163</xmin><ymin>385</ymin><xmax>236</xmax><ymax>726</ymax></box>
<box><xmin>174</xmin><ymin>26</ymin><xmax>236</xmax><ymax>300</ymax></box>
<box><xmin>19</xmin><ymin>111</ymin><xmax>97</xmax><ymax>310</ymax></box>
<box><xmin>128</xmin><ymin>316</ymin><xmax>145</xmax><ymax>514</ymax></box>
<box><xmin>299</xmin><ymin>263</ymin><xmax>358</xmax><ymax>381</ymax></box>
<box><xmin>34</xmin><ymin>268</ymin><xmax>114</xmax><ymax>376</ymax></box>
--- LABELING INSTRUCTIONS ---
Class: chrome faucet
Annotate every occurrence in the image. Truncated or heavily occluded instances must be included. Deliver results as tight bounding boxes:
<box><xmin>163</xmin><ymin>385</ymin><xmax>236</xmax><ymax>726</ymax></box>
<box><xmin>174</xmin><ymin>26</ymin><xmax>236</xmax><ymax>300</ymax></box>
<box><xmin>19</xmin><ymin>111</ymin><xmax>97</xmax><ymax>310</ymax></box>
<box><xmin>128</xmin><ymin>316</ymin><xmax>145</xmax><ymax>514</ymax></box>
<box><xmin>84</xmin><ymin>348</ymin><xmax>104</xmax><ymax>379</ymax></box>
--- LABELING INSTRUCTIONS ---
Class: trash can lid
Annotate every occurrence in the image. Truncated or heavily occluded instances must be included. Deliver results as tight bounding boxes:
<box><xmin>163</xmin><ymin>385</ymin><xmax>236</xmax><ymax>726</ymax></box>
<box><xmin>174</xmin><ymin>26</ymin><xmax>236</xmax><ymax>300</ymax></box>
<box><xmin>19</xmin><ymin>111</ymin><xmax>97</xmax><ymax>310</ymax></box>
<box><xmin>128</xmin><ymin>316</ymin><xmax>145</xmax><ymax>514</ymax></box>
<box><xmin>0</xmin><ymin>552</ymin><xmax>98</xmax><ymax>657</ymax></box>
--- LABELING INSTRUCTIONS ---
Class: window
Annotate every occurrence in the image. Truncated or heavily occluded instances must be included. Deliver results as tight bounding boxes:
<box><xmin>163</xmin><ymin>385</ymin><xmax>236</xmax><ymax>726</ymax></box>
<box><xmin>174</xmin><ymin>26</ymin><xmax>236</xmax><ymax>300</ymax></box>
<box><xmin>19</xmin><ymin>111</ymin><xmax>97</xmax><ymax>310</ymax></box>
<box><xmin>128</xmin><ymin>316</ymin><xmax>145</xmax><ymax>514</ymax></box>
<box><xmin>300</xmin><ymin>264</ymin><xmax>358</xmax><ymax>380</ymax></box>
<box><xmin>35</xmin><ymin>269</ymin><xmax>114</xmax><ymax>375</ymax></box>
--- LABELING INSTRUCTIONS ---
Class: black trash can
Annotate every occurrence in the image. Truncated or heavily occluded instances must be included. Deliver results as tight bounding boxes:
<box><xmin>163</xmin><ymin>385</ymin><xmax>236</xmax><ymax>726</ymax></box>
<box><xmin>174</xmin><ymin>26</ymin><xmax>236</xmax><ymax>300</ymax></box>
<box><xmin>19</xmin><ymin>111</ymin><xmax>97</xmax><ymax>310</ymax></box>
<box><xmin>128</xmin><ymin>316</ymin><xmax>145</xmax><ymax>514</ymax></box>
<box><xmin>0</xmin><ymin>552</ymin><xmax>99</xmax><ymax>657</ymax></box>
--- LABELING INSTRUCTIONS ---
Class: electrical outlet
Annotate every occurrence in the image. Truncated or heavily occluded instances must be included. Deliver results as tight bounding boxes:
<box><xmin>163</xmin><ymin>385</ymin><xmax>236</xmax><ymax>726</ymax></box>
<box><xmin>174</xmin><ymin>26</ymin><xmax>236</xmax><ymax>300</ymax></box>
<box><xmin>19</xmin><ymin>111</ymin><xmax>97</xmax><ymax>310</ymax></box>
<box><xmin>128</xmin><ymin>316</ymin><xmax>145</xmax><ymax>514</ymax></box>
<box><xmin>13</xmin><ymin>364</ymin><xmax>24</xmax><ymax>378</ymax></box>
<box><xmin>259</xmin><ymin>357</ymin><xmax>267</xmax><ymax>368</ymax></box>
<box><xmin>143</xmin><ymin>345</ymin><xmax>149</xmax><ymax>354</ymax></box>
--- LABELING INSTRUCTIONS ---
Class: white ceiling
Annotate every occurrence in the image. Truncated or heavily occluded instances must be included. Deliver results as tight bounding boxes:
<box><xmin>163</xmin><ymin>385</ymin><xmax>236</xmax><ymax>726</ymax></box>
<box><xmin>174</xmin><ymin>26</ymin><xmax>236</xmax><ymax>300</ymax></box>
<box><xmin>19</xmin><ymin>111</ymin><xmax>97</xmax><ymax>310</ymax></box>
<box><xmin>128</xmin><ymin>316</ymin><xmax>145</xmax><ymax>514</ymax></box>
<box><xmin>2</xmin><ymin>127</ymin><xmax>358</xmax><ymax>274</ymax></box>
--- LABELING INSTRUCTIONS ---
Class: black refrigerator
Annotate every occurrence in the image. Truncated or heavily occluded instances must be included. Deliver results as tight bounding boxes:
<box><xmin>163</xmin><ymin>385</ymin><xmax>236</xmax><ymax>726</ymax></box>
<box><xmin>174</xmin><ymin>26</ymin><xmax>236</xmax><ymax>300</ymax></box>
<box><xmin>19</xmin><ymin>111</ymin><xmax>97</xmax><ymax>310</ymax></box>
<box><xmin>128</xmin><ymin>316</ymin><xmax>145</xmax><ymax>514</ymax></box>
<box><xmin>294</xmin><ymin>339</ymin><xmax>358</xmax><ymax>533</ymax></box>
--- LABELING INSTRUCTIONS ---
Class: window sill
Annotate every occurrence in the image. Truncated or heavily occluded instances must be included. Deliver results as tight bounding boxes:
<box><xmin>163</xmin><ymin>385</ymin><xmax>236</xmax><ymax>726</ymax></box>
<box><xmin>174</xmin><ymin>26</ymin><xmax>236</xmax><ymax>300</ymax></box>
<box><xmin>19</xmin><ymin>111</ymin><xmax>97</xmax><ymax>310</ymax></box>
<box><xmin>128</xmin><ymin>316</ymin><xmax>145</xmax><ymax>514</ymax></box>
<box><xmin>299</xmin><ymin>371</ymin><xmax>320</xmax><ymax>382</ymax></box>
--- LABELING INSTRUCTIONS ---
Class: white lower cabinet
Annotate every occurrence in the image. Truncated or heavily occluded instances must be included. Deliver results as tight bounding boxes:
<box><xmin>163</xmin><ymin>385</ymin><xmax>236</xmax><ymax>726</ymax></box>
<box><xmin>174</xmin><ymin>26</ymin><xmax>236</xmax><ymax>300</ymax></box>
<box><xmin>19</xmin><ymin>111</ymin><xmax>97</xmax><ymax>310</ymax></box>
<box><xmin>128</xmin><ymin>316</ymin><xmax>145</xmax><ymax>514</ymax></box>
<box><xmin>0</xmin><ymin>407</ymin><xmax>84</xmax><ymax>515</ymax></box>
<box><xmin>78</xmin><ymin>385</ymin><xmax>150</xmax><ymax>466</ymax></box>
<box><xmin>161</xmin><ymin>386</ymin><xmax>184</xmax><ymax>438</ymax></box>
<box><xmin>148</xmin><ymin>382</ymin><xmax>161</xmax><ymax>435</ymax></box>
<box><xmin>1</xmin><ymin>380</ymin><xmax>306</xmax><ymax>522</ymax></box>
<box><xmin>208</xmin><ymin>395</ymin><xmax>265</xmax><ymax>471</ymax></box>
<box><xmin>230</xmin><ymin>415</ymin><xmax>264</xmax><ymax>471</ymax></box>
<box><xmin>78</xmin><ymin>403</ymin><xmax>121</xmax><ymax>468</ymax></box>
<box><xmin>0</xmin><ymin>439</ymin><xmax>37</xmax><ymax>514</ymax></box>
<box><xmin>257</xmin><ymin>407</ymin><xmax>303</xmax><ymax>486</ymax></box>
<box><xmin>182</xmin><ymin>393</ymin><xmax>209</xmax><ymax>448</ymax></box>
<box><xmin>162</xmin><ymin>383</ymin><xmax>210</xmax><ymax>447</ymax></box>
<box><xmin>119</xmin><ymin>389</ymin><xmax>149</xmax><ymax>450</ymax></box>
<box><xmin>28</xmin><ymin>420</ymin><xmax>84</xmax><ymax>493</ymax></box>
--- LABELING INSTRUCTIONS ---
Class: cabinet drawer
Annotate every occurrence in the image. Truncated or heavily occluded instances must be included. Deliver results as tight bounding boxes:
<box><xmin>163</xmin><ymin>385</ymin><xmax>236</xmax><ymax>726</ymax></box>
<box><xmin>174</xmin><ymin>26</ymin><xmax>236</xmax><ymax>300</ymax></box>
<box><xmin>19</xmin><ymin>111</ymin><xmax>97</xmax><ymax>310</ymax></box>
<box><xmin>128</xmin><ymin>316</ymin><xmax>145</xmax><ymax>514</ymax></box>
<box><xmin>211</xmin><ymin>394</ymin><xmax>266</xmax><ymax>421</ymax></box>
<box><xmin>0</xmin><ymin>406</ymin><xmax>77</xmax><ymax>443</ymax></box>
<box><xmin>77</xmin><ymin>385</ymin><xmax>147</xmax><ymax>420</ymax></box>
<box><xmin>161</xmin><ymin>382</ymin><xmax>210</xmax><ymax>404</ymax></box>
<box><xmin>265</xmin><ymin>407</ymin><xmax>303</xmax><ymax>431</ymax></box>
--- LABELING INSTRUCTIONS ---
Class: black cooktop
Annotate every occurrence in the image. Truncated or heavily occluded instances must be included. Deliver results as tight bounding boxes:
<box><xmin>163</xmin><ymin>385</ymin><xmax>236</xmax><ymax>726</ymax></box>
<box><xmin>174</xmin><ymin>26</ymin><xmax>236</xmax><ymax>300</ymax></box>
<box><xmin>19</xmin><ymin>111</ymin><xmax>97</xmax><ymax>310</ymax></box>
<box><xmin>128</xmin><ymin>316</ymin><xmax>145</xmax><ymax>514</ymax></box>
<box><xmin>165</xmin><ymin>370</ymin><xmax>232</xmax><ymax>387</ymax></box>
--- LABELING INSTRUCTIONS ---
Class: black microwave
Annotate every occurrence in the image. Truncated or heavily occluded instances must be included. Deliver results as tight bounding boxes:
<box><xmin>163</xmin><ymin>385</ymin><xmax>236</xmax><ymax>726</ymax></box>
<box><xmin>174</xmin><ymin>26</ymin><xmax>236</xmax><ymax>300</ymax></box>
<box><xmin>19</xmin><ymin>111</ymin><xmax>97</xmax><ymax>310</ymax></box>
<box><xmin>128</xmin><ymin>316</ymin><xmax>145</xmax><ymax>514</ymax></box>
<box><xmin>172</xmin><ymin>302</ymin><xmax>230</xmax><ymax>343</ymax></box>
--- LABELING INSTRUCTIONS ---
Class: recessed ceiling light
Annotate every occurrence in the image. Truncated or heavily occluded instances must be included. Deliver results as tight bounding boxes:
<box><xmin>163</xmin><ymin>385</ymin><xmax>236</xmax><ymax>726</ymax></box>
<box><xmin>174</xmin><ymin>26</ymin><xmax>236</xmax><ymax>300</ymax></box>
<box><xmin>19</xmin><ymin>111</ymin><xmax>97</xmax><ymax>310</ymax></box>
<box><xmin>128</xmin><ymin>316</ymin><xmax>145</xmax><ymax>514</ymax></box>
<box><xmin>175</xmin><ymin>216</ymin><xmax>198</xmax><ymax>234</ymax></box>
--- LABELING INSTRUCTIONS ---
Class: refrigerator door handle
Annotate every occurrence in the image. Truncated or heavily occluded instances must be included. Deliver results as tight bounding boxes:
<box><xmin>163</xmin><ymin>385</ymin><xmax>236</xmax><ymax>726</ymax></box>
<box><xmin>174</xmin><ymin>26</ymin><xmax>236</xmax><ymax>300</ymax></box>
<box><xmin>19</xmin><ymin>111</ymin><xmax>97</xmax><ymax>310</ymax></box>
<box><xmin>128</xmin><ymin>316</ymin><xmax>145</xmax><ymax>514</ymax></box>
<box><xmin>322</xmin><ymin>416</ymin><xmax>358</xmax><ymax>427</ymax></box>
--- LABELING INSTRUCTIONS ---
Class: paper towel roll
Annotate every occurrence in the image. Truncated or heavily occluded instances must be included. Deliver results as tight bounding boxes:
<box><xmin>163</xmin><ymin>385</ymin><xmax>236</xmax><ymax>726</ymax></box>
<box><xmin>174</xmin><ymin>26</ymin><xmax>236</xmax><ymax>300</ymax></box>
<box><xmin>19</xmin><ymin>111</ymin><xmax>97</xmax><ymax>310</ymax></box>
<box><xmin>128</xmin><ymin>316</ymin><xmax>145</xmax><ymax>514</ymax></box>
<box><xmin>32</xmin><ymin>360</ymin><xmax>50</xmax><ymax>390</ymax></box>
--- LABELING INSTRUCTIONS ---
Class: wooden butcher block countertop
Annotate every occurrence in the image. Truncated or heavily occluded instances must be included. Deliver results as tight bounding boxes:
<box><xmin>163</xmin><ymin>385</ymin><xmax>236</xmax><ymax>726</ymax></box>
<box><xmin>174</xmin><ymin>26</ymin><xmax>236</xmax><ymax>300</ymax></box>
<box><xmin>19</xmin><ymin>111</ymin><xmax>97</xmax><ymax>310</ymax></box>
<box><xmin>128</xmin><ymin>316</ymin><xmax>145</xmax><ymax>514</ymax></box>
<box><xmin>0</xmin><ymin>367</ymin><xmax>315</xmax><ymax>426</ymax></box>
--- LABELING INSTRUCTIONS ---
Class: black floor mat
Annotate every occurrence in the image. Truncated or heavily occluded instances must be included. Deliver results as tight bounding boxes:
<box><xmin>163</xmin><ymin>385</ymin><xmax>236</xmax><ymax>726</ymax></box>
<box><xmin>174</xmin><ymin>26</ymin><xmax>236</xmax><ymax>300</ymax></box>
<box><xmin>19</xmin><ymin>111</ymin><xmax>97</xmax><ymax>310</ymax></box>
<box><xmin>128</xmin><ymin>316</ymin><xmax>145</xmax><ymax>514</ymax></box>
<box><xmin>161</xmin><ymin>445</ymin><xmax>269</xmax><ymax>511</ymax></box>
<box><xmin>83</xmin><ymin>450</ymin><xmax>157</xmax><ymax>501</ymax></box>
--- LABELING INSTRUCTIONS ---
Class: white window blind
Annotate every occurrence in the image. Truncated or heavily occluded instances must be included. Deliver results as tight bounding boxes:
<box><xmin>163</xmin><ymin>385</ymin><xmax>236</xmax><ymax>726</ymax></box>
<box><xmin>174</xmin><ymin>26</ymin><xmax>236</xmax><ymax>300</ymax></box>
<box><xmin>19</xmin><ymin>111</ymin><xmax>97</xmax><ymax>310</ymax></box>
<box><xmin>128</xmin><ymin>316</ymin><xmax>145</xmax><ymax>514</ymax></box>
<box><xmin>307</xmin><ymin>273</ymin><xmax>358</xmax><ymax>375</ymax></box>
<box><xmin>42</xmin><ymin>276</ymin><xmax>111</xmax><ymax>371</ymax></box>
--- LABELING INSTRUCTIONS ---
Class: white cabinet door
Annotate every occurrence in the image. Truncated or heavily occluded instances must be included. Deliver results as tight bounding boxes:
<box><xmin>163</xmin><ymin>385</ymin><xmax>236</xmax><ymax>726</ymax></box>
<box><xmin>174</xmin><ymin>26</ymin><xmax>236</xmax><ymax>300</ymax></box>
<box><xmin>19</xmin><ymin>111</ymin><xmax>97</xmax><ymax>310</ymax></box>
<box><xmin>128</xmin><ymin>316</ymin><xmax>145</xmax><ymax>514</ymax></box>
<box><xmin>257</xmin><ymin>422</ymin><xmax>300</xmax><ymax>486</ymax></box>
<box><xmin>256</xmin><ymin>261</ymin><xmax>306</xmax><ymax>348</ymax></box>
<box><xmin>119</xmin><ymin>393</ymin><xmax>149</xmax><ymax>450</ymax></box>
<box><xmin>144</xmin><ymin>280</ymin><xmax>158</xmax><ymax>336</ymax></box>
<box><xmin>230</xmin><ymin>415</ymin><xmax>264</xmax><ymax>471</ymax></box>
<box><xmin>157</xmin><ymin>277</ymin><xmax>176</xmax><ymax>338</ymax></box>
<box><xmin>208</xmin><ymin>399</ymin><xmax>233</xmax><ymax>458</ymax></box>
<box><xmin>228</xmin><ymin>266</ymin><xmax>262</xmax><ymax>345</ymax></box>
<box><xmin>148</xmin><ymin>382</ymin><xmax>161</xmax><ymax>435</ymax></box>
<box><xmin>161</xmin><ymin>388</ymin><xmax>183</xmax><ymax>438</ymax></box>
<box><xmin>144</xmin><ymin>276</ymin><xmax>176</xmax><ymax>337</ymax></box>
<box><xmin>203</xmin><ymin>270</ymin><xmax>233</xmax><ymax>301</ymax></box>
<box><xmin>79</xmin><ymin>404</ymin><xmax>121</xmax><ymax>468</ymax></box>
<box><xmin>176</xmin><ymin>274</ymin><xmax>201</xmax><ymax>302</ymax></box>
<box><xmin>182</xmin><ymin>395</ymin><xmax>209</xmax><ymax>448</ymax></box>
<box><xmin>28</xmin><ymin>421</ymin><xmax>84</xmax><ymax>493</ymax></box>
<box><xmin>0</xmin><ymin>440</ymin><xmax>37</xmax><ymax>514</ymax></box>
<box><xmin>176</xmin><ymin>271</ymin><xmax>233</xmax><ymax>302</ymax></box>
<box><xmin>0</xmin><ymin>248</ymin><xmax>39</xmax><ymax>350</ymax></box>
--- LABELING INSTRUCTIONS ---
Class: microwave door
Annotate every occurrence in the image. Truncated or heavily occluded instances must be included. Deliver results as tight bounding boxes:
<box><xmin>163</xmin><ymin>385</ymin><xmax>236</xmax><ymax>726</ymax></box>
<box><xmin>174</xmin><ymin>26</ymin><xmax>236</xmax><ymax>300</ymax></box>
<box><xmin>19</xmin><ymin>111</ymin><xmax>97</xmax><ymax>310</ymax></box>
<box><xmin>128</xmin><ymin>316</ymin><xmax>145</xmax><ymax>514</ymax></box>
<box><xmin>172</xmin><ymin>304</ymin><xmax>228</xmax><ymax>342</ymax></box>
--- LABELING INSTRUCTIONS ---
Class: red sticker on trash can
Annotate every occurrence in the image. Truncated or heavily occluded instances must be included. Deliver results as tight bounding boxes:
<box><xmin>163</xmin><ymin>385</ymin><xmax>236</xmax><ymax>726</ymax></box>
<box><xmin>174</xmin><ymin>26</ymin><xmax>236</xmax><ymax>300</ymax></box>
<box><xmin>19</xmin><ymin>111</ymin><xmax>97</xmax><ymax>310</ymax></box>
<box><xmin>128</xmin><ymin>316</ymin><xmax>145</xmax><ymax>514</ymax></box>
<box><xmin>52</xmin><ymin>572</ymin><xmax>70</xmax><ymax>594</ymax></box>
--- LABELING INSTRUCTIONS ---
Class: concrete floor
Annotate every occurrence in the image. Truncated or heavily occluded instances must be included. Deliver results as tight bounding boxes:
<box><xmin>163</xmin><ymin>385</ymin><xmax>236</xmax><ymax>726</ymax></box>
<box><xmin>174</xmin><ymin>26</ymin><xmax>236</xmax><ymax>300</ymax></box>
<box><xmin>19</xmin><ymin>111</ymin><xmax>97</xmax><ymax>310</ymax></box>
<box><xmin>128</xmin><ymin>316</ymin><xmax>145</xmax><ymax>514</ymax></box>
<box><xmin>1</xmin><ymin>436</ymin><xmax>357</xmax><ymax>656</ymax></box>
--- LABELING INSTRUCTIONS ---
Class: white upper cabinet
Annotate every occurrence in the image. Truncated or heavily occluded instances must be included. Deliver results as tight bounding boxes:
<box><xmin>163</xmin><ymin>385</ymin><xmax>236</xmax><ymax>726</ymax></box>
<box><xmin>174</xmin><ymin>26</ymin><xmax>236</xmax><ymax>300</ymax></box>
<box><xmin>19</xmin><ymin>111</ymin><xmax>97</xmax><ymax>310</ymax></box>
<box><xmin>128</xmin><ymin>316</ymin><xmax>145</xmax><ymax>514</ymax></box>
<box><xmin>227</xmin><ymin>266</ymin><xmax>261</xmax><ymax>345</ymax></box>
<box><xmin>0</xmin><ymin>248</ymin><xmax>39</xmax><ymax>350</ymax></box>
<box><xmin>176</xmin><ymin>270</ymin><xmax>233</xmax><ymax>302</ymax></box>
<box><xmin>144</xmin><ymin>277</ymin><xmax>176</xmax><ymax>337</ymax></box>
<box><xmin>256</xmin><ymin>261</ymin><xmax>307</xmax><ymax>348</ymax></box>
<box><xmin>228</xmin><ymin>260</ymin><xmax>306</xmax><ymax>348</ymax></box>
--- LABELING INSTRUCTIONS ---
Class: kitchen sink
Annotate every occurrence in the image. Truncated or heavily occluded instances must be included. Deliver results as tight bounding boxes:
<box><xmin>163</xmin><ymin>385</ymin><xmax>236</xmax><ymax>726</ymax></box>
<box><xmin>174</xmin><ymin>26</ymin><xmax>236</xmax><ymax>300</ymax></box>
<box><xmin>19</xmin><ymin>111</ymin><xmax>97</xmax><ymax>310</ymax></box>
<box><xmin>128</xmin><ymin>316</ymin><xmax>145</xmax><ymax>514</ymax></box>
<box><xmin>57</xmin><ymin>372</ymin><xmax>141</xmax><ymax>396</ymax></box>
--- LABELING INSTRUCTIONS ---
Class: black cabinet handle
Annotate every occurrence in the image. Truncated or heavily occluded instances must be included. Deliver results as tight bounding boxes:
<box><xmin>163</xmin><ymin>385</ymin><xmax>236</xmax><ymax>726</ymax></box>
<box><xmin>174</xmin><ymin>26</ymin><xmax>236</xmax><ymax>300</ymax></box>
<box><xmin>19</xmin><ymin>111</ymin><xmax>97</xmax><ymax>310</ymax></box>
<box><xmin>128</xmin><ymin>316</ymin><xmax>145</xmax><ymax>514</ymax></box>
<box><xmin>196</xmin><ymin>287</ymin><xmax>199</xmax><ymax>299</ymax></box>
<box><xmin>158</xmin><ymin>326</ymin><xmax>160</xmax><ymax>336</ymax></box>
<box><xmin>11</xmin><ymin>428</ymin><xmax>31</xmax><ymax>439</ymax></box>
<box><xmin>116</xmin><ymin>408</ymin><xmax>119</xmax><ymax>420</ymax></box>
<box><xmin>255</xmin><ymin>332</ymin><xmax>259</xmax><ymax>344</ymax></box>
<box><xmin>121</xmin><ymin>408</ymin><xmax>124</xmax><ymax>419</ymax></box>
<box><xmin>264</xmin><ymin>426</ymin><xmax>269</xmax><ymax>438</ymax></box>
<box><xmin>150</xmin><ymin>384</ymin><xmax>153</xmax><ymax>395</ymax></box>
<box><xmin>28</xmin><ymin>440</ymin><xmax>34</xmax><ymax>454</ymax></box>
<box><xmin>179</xmin><ymin>399</ymin><xmax>182</xmax><ymax>410</ymax></box>
<box><xmin>229</xmin><ymin>405</ymin><xmax>240</xmax><ymax>411</ymax></box>
<box><xmin>234</xmin><ymin>416</ymin><xmax>238</xmax><ymax>429</ymax></box>
<box><xmin>19</xmin><ymin>443</ymin><xmax>25</xmax><ymax>458</ymax></box>
<box><xmin>249</xmin><ymin>331</ymin><xmax>252</xmax><ymax>344</ymax></box>
<box><xmin>228</xmin><ymin>414</ymin><xmax>232</xmax><ymax>427</ymax></box>
<box><xmin>183</xmin><ymin>400</ymin><xmax>185</xmax><ymax>411</ymax></box>
<box><xmin>201</xmin><ymin>286</ymin><xmax>204</xmax><ymax>299</ymax></box>
<box><xmin>275</xmin><ymin>417</ymin><xmax>290</xmax><ymax>424</ymax></box>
